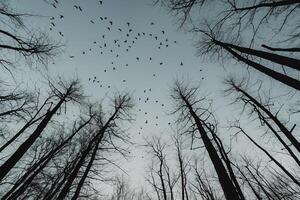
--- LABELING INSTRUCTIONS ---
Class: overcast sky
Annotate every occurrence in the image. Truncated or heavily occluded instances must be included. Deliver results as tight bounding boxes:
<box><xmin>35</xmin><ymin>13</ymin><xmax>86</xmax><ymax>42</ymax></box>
<box><xmin>7</xmin><ymin>0</ymin><xmax>292</xmax><ymax>191</ymax></box>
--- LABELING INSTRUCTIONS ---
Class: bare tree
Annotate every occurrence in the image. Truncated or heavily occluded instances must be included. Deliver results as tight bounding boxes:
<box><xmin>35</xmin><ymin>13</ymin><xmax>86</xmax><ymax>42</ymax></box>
<box><xmin>0</xmin><ymin>89</ymin><xmax>50</xmax><ymax>153</ymax></box>
<box><xmin>0</xmin><ymin>1</ymin><xmax>60</xmax><ymax>72</ymax></box>
<box><xmin>1</xmin><ymin>113</ymin><xmax>94</xmax><ymax>200</ymax></box>
<box><xmin>224</xmin><ymin>77</ymin><xmax>300</xmax><ymax>157</ymax></box>
<box><xmin>145</xmin><ymin>136</ymin><xmax>169</xmax><ymax>200</ymax></box>
<box><xmin>0</xmin><ymin>78</ymin><xmax>84</xmax><ymax>182</ymax></box>
<box><xmin>170</xmin><ymin>80</ymin><xmax>244</xmax><ymax>200</ymax></box>
<box><xmin>54</xmin><ymin>93</ymin><xmax>134</xmax><ymax>200</ymax></box>
<box><xmin>231</xmin><ymin>123</ymin><xmax>300</xmax><ymax>187</ymax></box>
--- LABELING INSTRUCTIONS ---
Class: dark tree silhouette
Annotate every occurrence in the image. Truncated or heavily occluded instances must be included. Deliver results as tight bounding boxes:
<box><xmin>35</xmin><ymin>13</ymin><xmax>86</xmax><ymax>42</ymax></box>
<box><xmin>170</xmin><ymin>80</ymin><xmax>244</xmax><ymax>200</ymax></box>
<box><xmin>231</xmin><ymin>123</ymin><xmax>300</xmax><ymax>187</ymax></box>
<box><xmin>224</xmin><ymin>77</ymin><xmax>300</xmax><ymax>155</ymax></box>
<box><xmin>55</xmin><ymin>93</ymin><xmax>134</xmax><ymax>200</ymax></box>
<box><xmin>0</xmin><ymin>78</ymin><xmax>84</xmax><ymax>182</ymax></box>
<box><xmin>0</xmin><ymin>2</ymin><xmax>60</xmax><ymax>72</ymax></box>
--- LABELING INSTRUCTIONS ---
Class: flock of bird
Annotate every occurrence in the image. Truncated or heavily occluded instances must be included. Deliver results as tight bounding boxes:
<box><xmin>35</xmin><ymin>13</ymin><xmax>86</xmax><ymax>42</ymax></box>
<box><xmin>47</xmin><ymin>0</ymin><xmax>205</xmax><ymax>137</ymax></box>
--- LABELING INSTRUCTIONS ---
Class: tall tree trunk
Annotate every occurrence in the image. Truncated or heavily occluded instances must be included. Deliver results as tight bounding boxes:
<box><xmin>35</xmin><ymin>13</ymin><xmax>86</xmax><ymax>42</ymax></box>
<box><xmin>0</xmin><ymin>102</ymin><xmax>47</xmax><ymax>153</ymax></box>
<box><xmin>261</xmin><ymin>44</ymin><xmax>300</xmax><ymax>52</ymax></box>
<box><xmin>56</xmin><ymin>109</ymin><xmax>118</xmax><ymax>199</ymax></box>
<box><xmin>1</xmin><ymin>117</ymin><xmax>92</xmax><ymax>199</ymax></box>
<box><xmin>239</xmin><ymin>128</ymin><xmax>300</xmax><ymax>186</ymax></box>
<box><xmin>209</xmin><ymin>129</ymin><xmax>245</xmax><ymax>200</ymax></box>
<box><xmin>0</xmin><ymin>96</ymin><xmax>66</xmax><ymax>181</ymax></box>
<box><xmin>214</xmin><ymin>40</ymin><xmax>300</xmax><ymax>91</ymax></box>
<box><xmin>230</xmin><ymin>82</ymin><xmax>300</xmax><ymax>152</ymax></box>
<box><xmin>223</xmin><ymin>41</ymin><xmax>300</xmax><ymax>71</ymax></box>
<box><xmin>233</xmin><ymin>0</ymin><xmax>300</xmax><ymax>11</ymax></box>
<box><xmin>181</xmin><ymin>95</ymin><xmax>241</xmax><ymax>200</ymax></box>
<box><xmin>70</xmin><ymin>133</ymin><xmax>102</xmax><ymax>200</ymax></box>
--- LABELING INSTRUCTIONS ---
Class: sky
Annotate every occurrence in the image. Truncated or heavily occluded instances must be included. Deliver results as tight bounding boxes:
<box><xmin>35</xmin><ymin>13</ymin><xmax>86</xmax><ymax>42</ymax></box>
<box><xmin>6</xmin><ymin>0</ymin><xmax>298</xmax><ymax>192</ymax></box>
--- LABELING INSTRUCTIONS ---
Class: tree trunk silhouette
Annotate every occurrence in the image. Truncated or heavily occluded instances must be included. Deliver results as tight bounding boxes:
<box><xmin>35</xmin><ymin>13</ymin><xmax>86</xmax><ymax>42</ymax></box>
<box><xmin>213</xmin><ymin>39</ymin><xmax>300</xmax><ymax>91</ymax></box>
<box><xmin>70</xmin><ymin>131</ymin><xmax>102</xmax><ymax>200</ymax></box>
<box><xmin>0</xmin><ymin>101</ymin><xmax>47</xmax><ymax>153</ymax></box>
<box><xmin>220</xmin><ymin>41</ymin><xmax>300</xmax><ymax>71</ymax></box>
<box><xmin>232</xmin><ymin>0</ymin><xmax>300</xmax><ymax>11</ymax></box>
<box><xmin>0</xmin><ymin>96</ymin><xmax>65</xmax><ymax>181</ymax></box>
<box><xmin>237</xmin><ymin>127</ymin><xmax>300</xmax><ymax>187</ymax></box>
<box><xmin>261</xmin><ymin>44</ymin><xmax>300</xmax><ymax>52</ymax></box>
<box><xmin>227</xmin><ymin>79</ymin><xmax>300</xmax><ymax>153</ymax></box>
<box><xmin>179</xmin><ymin>93</ymin><xmax>241</xmax><ymax>200</ymax></box>
<box><xmin>1</xmin><ymin>118</ymin><xmax>92</xmax><ymax>199</ymax></box>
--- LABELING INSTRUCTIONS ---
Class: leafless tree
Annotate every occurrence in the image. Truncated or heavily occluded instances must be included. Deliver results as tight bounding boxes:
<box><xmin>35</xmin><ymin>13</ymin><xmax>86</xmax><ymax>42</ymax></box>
<box><xmin>0</xmin><ymin>1</ymin><xmax>60</xmax><ymax>72</ymax></box>
<box><xmin>170</xmin><ymin>80</ymin><xmax>244</xmax><ymax>200</ymax></box>
<box><xmin>224</xmin><ymin>77</ymin><xmax>300</xmax><ymax>158</ymax></box>
<box><xmin>0</xmin><ymin>78</ymin><xmax>84</xmax><ymax>182</ymax></box>
<box><xmin>231</xmin><ymin>122</ymin><xmax>300</xmax><ymax>187</ymax></box>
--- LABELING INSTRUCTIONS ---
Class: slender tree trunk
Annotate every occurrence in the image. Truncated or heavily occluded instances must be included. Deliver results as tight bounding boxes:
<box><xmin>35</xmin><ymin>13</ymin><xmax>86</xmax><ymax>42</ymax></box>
<box><xmin>56</xmin><ymin>141</ymin><xmax>94</xmax><ymax>200</ymax></box>
<box><xmin>223</xmin><ymin>41</ymin><xmax>300</xmax><ymax>71</ymax></box>
<box><xmin>257</xmin><ymin>110</ymin><xmax>300</xmax><ymax>166</ymax></box>
<box><xmin>245</xmin><ymin>166</ymin><xmax>274</xmax><ymax>200</ymax></box>
<box><xmin>209</xmin><ymin>130</ymin><xmax>245</xmax><ymax>200</ymax></box>
<box><xmin>239</xmin><ymin>128</ymin><xmax>300</xmax><ymax>186</ymax></box>
<box><xmin>0</xmin><ymin>103</ymin><xmax>47</xmax><ymax>153</ymax></box>
<box><xmin>234</xmin><ymin>0</ymin><xmax>300</xmax><ymax>11</ymax></box>
<box><xmin>261</xmin><ymin>44</ymin><xmax>300</xmax><ymax>52</ymax></box>
<box><xmin>56</xmin><ymin>109</ymin><xmax>118</xmax><ymax>199</ymax></box>
<box><xmin>0</xmin><ymin>97</ymin><xmax>65</xmax><ymax>181</ymax></box>
<box><xmin>177</xmin><ymin>149</ymin><xmax>185</xmax><ymax>200</ymax></box>
<box><xmin>236</xmin><ymin>166</ymin><xmax>262</xmax><ymax>200</ymax></box>
<box><xmin>70</xmin><ymin>133</ymin><xmax>102</xmax><ymax>200</ymax></box>
<box><xmin>181</xmin><ymin>95</ymin><xmax>241</xmax><ymax>200</ymax></box>
<box><xmin>1</xmin><ymin>117</ymin><xmax>91</xmax><ymax>199</ymax></box>
<box><xmin>214</xmin><ymin>40</ymin><xmax>300</xmax><ymax>90</ymax></box>
<box><xmin>158</xmin><ymin>160</ymin><xmax>167</xmax><ymax>200</ymax></box>
<box><xmin>231</xmin><ymin>82</ymin><xmax>300</xmax><ymax>152</ymax></box>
